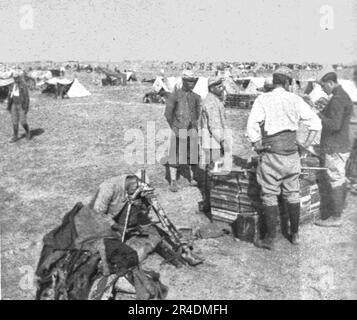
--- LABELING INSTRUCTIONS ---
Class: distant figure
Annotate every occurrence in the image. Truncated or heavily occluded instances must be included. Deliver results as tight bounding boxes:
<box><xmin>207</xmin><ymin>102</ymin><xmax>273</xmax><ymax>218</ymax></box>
<box><xmin>7</xmin><ymin>71</ymin><xmax>31</xmax><ymax>143</ymax></box>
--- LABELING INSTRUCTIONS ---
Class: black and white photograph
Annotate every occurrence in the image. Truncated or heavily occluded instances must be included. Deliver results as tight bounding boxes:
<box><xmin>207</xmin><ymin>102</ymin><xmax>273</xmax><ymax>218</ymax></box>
<box><xmin>0</xmin><ymin>0</ymin><xmax>356</xmax><ymax>302</ymax></box>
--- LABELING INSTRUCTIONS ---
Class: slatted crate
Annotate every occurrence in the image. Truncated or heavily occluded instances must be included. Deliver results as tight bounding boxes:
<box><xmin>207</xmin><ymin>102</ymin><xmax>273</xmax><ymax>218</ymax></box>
<box><xmin>210</xmin><ymin>159</ymin><xmax>322</xmax><ymax>243</ymax></box>
<box><xmin>224</xmin><ymin>93</ymin><xmax>259</xmax><ymax>109</ymax></box>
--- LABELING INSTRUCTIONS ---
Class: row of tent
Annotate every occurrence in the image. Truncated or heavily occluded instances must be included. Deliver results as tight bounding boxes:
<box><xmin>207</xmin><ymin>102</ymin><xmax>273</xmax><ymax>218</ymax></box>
<box><xmin>0</xmin><ymin>74</ymin><xmax>91</xmax><ymax>99</ymax></box>
<box><xmin>151</xmin><ymin>75</ymin><xmax>357</xmax><ymax>103</ymax></box>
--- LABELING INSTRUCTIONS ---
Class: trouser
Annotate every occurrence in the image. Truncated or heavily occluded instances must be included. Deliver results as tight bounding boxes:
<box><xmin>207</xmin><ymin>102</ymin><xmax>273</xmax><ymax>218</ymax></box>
<box><xmin>349</xmin><ymin>123</ymin><xmax>357</xmax><ymax>150</ymax></box>
<box><xmin>167</xmin><ymin>130</ymin><xmax>199</xmax><ymax>167</ymax></box>
<box><xmin>320</xmin><ymin>152</ymin><xmax>350</xmax><ymax>219</ymax></box>
<box><xmin>126</xmin><ymin>225</ymin><xmax>162</xmax><ymax>263</ymax></box>
<box><xmin>11</xmin><ymin>103</ymin><xmax>29</xmax><ymax>134</ymax></box>
<box><xmin>256</xmin><ymin>152</ymin><xmax>301</xmax><ymax>206</ymax></box>
<box><xmin>256</xmin><ymin>152</ymin><xmax>301</xmax><ymax>238</ymax></box>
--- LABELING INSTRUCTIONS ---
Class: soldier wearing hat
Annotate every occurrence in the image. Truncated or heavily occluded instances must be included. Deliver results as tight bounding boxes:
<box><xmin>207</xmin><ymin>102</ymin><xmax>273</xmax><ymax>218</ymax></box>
<box><xmin>164</xmin><ymin>70</ymin><xmax>202</xmax><ymax>192</ymax></box>
<box><xmin>199</xmin><ymin>76</ymin><xmax>230</xmax><ymax>213</ymax></box>
<box><xmin>7</xmin><ymin>70</ymin><xmax>31</xmax><ymax>143</ymax></box>
<box><xmin>314</xmin><ymin>71</ymin><xmax>353</xmax><ymax>227</ymax></box>
<box><xmin>246</xmin><ymin>66</ymin><xmax>321</xmax><ymax>250</ymax></box>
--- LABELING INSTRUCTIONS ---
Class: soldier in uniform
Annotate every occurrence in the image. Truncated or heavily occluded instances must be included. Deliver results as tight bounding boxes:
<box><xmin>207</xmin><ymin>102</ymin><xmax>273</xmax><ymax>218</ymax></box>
<box><xmin>164</xmin><ymin>70</ymin><xmax>202</xmax><ymax>192</ymax></box>
<box><xmin>314</xmin><ymin>71</ymin><xmax>353</xmax><ymax>227</ymax></box>
<box><xmin>247</xmin><ymin>67</ymin><xmax>322</xmax><ymax>250</ymax></box>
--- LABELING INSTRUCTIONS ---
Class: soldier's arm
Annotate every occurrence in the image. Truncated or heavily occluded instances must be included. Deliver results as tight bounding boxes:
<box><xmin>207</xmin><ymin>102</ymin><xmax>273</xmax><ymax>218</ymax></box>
<box><xmin>91</xmin><ymin>182</ymin><xmax>114</xmax><ymax>217</ymax></box>
<box><xmin>296</xmin><ymin>96</ymin><xmax>321</xmax><ymax>147</ymax></box>
<box><xmin>7</xmin><ymin>85</ymin><xmax>13</xmax><ymax>112</ymax></box>
<box><xmin>318</xmin><ymin>97</ymin><xmax>344</xmax><ymax>132</ymax></box>
<box><xmin>164</xmin><ymin>92</ymin><xmax>176</xmax><ymax>126</ymax></box>
<box><xmin>246</xmin><ymin>97</ymin><xmax>265</xmax><ymax>144</ymax></box>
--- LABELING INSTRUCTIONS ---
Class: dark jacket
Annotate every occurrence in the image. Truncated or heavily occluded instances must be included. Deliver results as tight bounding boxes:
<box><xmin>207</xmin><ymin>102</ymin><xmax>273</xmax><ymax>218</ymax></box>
<box><xmin>7</xmin><ymin>80</ymin><xmax>30</xmax><ymax>113</ymax></box>
<box><xmin>320</xmin><ymin>85</ymin><xmax>352</xmax><ymax>154</ymax></box>
<box><xmin>164</xmin><ymin>87</ymin><xmax>201</xmax><ymax>136</ymax></box>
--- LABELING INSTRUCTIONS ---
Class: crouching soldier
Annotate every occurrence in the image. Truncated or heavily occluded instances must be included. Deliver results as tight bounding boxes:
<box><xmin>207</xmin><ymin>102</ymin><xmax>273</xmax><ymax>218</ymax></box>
<box><xmin>89</xmin><ymin>171</ymin><xmax>203</xmax><ymax>266</ymax></box>
<box><xmin>246</xmin><ymin>67</ymin><xmax>322</xmax><ymax>250</ymax></box>
<box><xmin>7</xmin><ymin>71</ymin><xmax>31</xmax><ymax>143</ymax></box>
<box><xmin>88</xmin><ymin>172</ymin><xmax>162</xmax><ymax>263</ymax></box>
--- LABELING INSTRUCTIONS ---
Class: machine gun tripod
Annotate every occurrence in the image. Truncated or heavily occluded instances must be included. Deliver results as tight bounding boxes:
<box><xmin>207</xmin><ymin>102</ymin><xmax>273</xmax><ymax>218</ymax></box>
<box><xmin>120</xmin><ymin>170</ymin><xmax>203</xmax><ymax>267</ymax></box>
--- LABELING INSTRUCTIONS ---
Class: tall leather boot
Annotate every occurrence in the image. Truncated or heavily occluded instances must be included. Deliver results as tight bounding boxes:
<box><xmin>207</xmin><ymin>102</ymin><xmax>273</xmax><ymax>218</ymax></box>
<box><xmin>287</xmin><ymin>202</ymin><xmax>300</xmax><ymax>245</ymax></box>
<box><xmin>315</xmin><ymin>186</ymin><xmax>343</xmax><ymax>227</ymax></box>
<box><xmin>9</xmin><ymin>124</ymin><xmax>18</xmax><ymax>143</ymax></box>
<box><xmin>342</xmin><ymin>182</ymin><xmax>348</xmax><ymax>210</ymax></box>
<box><xmin>280</xmin><ymin>199</ymin><xmax>290</xmax><ymax>240</ymax></box>
<box><xmin>255</xmin><ymin>206</ymin><xmax>278</xmax><ymax>250</ymax></box>
<box><xmin>331</xmin><ymin>186</ymin><xmax>344</xmax><ymax>220</ymax></box>
<box><xmin>202</xmin><ymin>167</ymin><xmax>211</xmax><ymax>214</ymax></box>
<box><xmin>23</xmin><ymin>123</ymin><xmax>31</xmax><ymax>140</ymax></box>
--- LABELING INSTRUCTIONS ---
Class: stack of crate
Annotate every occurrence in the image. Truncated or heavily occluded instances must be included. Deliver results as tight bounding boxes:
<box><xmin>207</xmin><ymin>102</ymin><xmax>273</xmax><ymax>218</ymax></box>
<box><xmin>299</xmin><ymin>156</ymin><xmax>321</xmax><ymax>223</ymax></box>
<box><xmin>224</xmin><ymin>94</ymin><xmax>258</xmax><ymax>109</ymax></box>
<box><xmin>210</xmin><ymin>156</ymin><xmax>322</xmax><ymax>243</ymax></box>
<box><xmin>210</xmin><ymin>168</ymin><xmax>263</xmax><ymax>243</ymax></box>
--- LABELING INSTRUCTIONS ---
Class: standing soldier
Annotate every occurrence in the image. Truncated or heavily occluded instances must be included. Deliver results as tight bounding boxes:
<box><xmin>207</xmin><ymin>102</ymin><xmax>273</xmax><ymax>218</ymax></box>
<box><xmin>7</xmin><ymin>71</ymin><xmax>31</xmax><ymax>143</ymax></box>
<box><xmin>314</xmin><ymin>71</ymin><xmax>353</xmax><ymax>227</ymax></box>
<box><xmin>246</xmin><ymin>67</ymin><xmax>321</xmax><ymax>250</ymax></box>
<box><xmin>164</xmin><ymin>70</ymin><xmax>201</xmax><ymax>192</ymax></box>
<box><xmin>200</xmin><ymin>77</ymin><xmax>230</xmax><ymax>213</ymax></box>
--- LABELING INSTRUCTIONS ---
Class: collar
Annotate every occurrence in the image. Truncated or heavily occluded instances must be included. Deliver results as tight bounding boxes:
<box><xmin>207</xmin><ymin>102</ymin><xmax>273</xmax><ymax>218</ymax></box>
<box><xmin>332</xmin><ymin>84</ymin><xmax>342</xmax><ymax>96</ymax></box>
<box><xmin>272</xmin><ymin>87</ymin><xmax>286</xmax><ymax>93</ymax></box>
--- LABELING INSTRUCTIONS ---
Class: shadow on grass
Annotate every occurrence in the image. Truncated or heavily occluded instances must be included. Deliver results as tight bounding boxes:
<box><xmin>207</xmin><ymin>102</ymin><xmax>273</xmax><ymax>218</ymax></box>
<box><xmin>18</xmin><ymin>128</ymin><xmax>45</xmax><ymax>141</ymax></box>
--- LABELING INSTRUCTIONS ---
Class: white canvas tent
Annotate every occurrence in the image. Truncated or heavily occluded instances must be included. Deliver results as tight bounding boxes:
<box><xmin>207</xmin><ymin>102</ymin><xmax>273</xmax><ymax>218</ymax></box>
<box><xmin>44</xmin><ymin>78</ymin><xmax>91</xmax><ymax>98</ymax></box>
<box><xmin>0</xmin><ymin>78</ymin><xmax>14</xmax><ymax>87</ymax></box>
<box><xmin>338</xmin><ymin>79</ymin><xmax>357</xmax><ymax>102</ymax></box>
<box><xmin>67</xmin><ymin>79</ymin><xmax>91</xmax><ymax>98</ymax></box>
<box><xmin>223</xmin><ymin>77</ymin><xmax>240</xmax><ymax>94</ymax></box>
<box><xmin>308</xmin><ymin>83</ymin><xmax>328</xmax><ymax>103</ymax></box>
<box><xmin>152</xmin><ymin>76</ymin><xmax>208</xmax><ymax>99</ymax></box>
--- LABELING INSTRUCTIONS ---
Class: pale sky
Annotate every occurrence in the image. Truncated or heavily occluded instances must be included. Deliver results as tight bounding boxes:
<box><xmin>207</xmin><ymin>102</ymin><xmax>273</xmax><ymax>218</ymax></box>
<box><xmin>0</xmin><ymin>0</ymin><xmax>356</xmax><ymax>63</ymax></box>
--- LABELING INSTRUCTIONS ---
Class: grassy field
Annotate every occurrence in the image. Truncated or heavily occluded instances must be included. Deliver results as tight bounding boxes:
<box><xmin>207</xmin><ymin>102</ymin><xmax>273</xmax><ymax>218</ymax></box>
<box><xmin>0</xmin><ymin>72</ymin><xmax>356</xmax><ymax>300</ymax></box>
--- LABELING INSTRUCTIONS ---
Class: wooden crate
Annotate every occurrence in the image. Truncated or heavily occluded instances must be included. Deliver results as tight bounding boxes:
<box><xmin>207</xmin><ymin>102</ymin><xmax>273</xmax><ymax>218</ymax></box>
<box><xmin>224</xmin><ymin>94</ymin><xmax>258</xmax><ymax>109</ymax></box>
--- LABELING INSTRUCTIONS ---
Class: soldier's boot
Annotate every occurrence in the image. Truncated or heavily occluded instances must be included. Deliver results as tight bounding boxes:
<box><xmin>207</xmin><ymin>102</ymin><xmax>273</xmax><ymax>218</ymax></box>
<box><xmin>23</xmin><ymin>123</ymin><xmax>31</xmax><ymax>140</ymax></box>
<box><xmin>287</xmin><ymin>202</ymin><xmax>300</xmax><ymax>245</ymax></box>
<box><xmin>201</xmin><ymin>168</ymin><xmax>211</xmax><ymax>214</ymax></box>
<box><xmin>315</xmin><ymin>186</ymin><xmax>344</xmax><ymax>227</ymax></box>
<box><xmin>9</xmin><ymin>124</ymin><xmax>19</xmax><ymax>143</ymax></box>
<box><xmin>254</xmin><ymin>206</ymin><xmax>278</xmax><ymax>251</ymax></box>
<box><xmin>342</xmin><ymin>182</ymin><xmax>348</xmax><ymax>210</ymax></box>
<box><xmin>280</xmin><ymin>200</ymin><xmax>290</xmax><ymax>240</ymax></box>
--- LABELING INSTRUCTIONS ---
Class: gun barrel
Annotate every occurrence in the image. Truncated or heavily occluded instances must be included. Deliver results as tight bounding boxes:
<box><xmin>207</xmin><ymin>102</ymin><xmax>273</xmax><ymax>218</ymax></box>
<box><xmin>301</xmin><ymin>166</ymin><xmax>327</xmax><ymax>171</ymax></box>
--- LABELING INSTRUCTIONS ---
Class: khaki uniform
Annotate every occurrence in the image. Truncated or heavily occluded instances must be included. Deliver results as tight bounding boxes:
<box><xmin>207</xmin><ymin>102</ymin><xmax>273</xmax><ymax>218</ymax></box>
<box><xmin>247</xmin><ymin>88</ymin><xmax>321</xmax><ymax>207</ymax></box>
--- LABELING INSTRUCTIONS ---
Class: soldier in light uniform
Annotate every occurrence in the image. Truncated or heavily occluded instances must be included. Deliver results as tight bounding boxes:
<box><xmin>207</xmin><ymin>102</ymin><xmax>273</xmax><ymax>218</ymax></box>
<box><xmin>246</xmin><ymin>67</ymin><xmax>322</xmax><ymax>250</ymax></box>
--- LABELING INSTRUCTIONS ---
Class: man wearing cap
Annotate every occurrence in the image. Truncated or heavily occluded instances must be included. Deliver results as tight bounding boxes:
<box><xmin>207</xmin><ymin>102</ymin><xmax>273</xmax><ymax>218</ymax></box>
<box><xmin>247</xmin><ymin>66</ymin><xmax>321</xmax><ymax>250</ymax></box>
<box><xmin>164</xmin><ymin>70</ymin><xmax>202</xmax><ymax>192</ymax></box>
<box><xmin>200</xmin><ymin>77</ymin><xmax>229</xmax><ymax>213</ymax></box>
<box><xmin>7</xmin><ymin>71</ymin><xmax>31</xmax><ymax>142</ymax></box>
<box><xmin>314</xmin><ymin>72</ymin><xmax>353</xmax><ymax>227</ymax></box>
